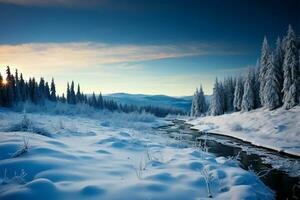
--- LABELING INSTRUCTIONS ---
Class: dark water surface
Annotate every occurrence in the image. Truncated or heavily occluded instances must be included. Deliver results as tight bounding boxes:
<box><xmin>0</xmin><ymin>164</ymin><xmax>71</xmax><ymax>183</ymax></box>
<box><xmin>157</xmin><ymin>120</ymin><xmax>300</xmax><ymax>200</ymax></box>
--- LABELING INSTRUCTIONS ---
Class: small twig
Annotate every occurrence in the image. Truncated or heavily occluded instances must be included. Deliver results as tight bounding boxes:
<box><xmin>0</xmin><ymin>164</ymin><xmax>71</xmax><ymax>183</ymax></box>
<box><xmin>201</xmin><ymin>168</ymin><xmax>213</xmax><ymax>198</ymax></box>
<box><xmin>11</xmin><ymin>137</ymin><xmax>30</xmax><ymax>158</ymax></box>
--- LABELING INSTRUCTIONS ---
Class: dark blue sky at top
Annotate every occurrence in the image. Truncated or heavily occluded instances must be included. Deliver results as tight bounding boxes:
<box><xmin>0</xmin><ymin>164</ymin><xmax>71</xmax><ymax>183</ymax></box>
<box><xmin>0</xmin><ymin>0</ymin><xmax>299</xmax><ymax>95</ymax></box>
<box><xmin>0</xmin><ymin>0</ymin><xmax>299</xmax><ymax>46</ymax></box>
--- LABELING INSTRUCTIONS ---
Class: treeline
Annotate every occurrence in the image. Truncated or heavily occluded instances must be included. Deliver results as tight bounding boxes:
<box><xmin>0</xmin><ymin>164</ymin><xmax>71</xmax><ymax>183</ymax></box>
<box><xmin>0</xmin><ymin>67</ymin><xmax>184</xmax><ymax>117</ymax></box>
<box><xmin>191</xmin><ymin>25</ymin><xmax>300</xmax><ymax>116</ymax></box>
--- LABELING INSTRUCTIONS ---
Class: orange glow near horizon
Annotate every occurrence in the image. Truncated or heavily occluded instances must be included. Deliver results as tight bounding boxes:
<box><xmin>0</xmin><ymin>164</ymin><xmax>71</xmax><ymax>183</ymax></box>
<box><xmin>2</xmin><ymin>79</ymin><xmax>7</xmax><ymax>85</ymax></box>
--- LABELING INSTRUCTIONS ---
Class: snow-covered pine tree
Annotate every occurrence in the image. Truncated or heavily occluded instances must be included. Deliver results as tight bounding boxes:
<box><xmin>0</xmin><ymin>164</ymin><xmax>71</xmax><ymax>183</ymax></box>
<box><xmin>191</xmin><ymin>86</ymin><xmax>207</xmax><ymax>117</ymax></box>
<box><xmin>5</xmin><ymin>66</ymin><xmax>14</xmax><ymax>107</ymax></box>
<box><xmin>45</xmin><ymin>82</ymin><xmax>51</xmax><ymax>100</ymax></box>
<box><xmin>264</xmin><ymin>53</ymin><xmax>282</xmax><ymax>110</ymax></box>
<box><xmin>66</xmin><ymin>82</ymin><xmax>70</xmax><ymax>104</ymax></box>
<box><xmin>61</xmin><ymin>93</ymin><xmax>66</xmax><ymax>103</ymax></box>
<box><xmin>274</xmin><ymin>36</ymin><xmax>284</xmax><ymax>103</ymax></box>
<box><xmin>14</xmin><ymin>69</ymin><xmax>21</xmax><ymax>103</ymax></box>
<box><xmin>38</xmin><ymin>77</ymin><xmax>46</xmax><ymax>104</ymax></box>
<box><xmin>282</xmin><ymin>25</ymin><xmax>299</xmax><ymax>109</ymax></box>
<box><xmin>218</xmin><ymin>82</ymin><xmax>225</xmax><ymax>113</ymax></box>
<box><xmin>241</xmin><ymin>69</ymin><xmax>255</xmax><ymax>111</ymax></box>
<box><xmin>190</xmin><ymin>89</ymin><xmax>198</xmax><ymax>117</ymax></box>
<box><xmin>222</xmin><ymin>77</ymin><xmax>235</xmax><ymax>112</ymax></box>
<box><xmin>19</xmin><ymin>73</ymin><xmax>27</xmax><ymax>102</ymax></box>
<box><xmin>198</xmin><ymin>85</ymin><xmax>207</xmax><ymax>115</ymax></box>
<box><xmin>98</xmin><ymin>93</ymin><xmax>104</xmax><ymax>109</ymax></box>
<box><xmin>210</xmin><ymin>78</ymin><xmax>223</xmax><ymax>116</ymax></box>
<box><xmin>70</xmin><ymin>81</ymin><xmax>76</xmax><ymax>104</ymax></box>
<box><xmin>90</xmin><ymin>92</ymin><xmax>97</xmax><ymax>107</ymax></box>
<box><xmin>259</xmin><ymin>37</ymin><xmax>270</xmax><ymax>106</ymax></box>
<box><xmin>253</xmin><ymin>61</ymin><xmax>261</xmax><ymax>108</ymax></box>
<box><xmin>50</xmin><ymin>78</ymin><xmax>57</xmax><ymax>102</ymax></box>
<box><xmin>76</xmin><ymin>84</ymin><xmax>82</xmax><ymax>103</ymax></box>
<box><xmin>233</xmin><ymin>76</ymin><xmax>243</xmax><ymax>111</ymax></box>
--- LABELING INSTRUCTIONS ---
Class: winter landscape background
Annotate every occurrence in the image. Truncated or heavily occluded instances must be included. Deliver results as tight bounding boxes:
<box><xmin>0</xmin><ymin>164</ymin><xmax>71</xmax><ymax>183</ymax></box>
<box><xmin>0</xmin><ymin>0</ymin><xmax>299</xmax><ymax>200</ymax></box>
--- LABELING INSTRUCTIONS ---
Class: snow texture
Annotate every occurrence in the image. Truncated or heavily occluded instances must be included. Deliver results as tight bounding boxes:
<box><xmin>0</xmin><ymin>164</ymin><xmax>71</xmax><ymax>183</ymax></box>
<box><xmin>0</xmin><ymin>109</ymin><xmax>273</xmax><ymax>200</ymax></box>
<box><xmin>186</xmin><ymin>106</ymin><xmax>300</xmax><ymax>157</ymax></box>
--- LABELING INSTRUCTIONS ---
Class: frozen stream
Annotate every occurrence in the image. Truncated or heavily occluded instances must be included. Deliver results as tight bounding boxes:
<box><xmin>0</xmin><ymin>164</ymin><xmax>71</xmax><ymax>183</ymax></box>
<box><xmin>157</xmin><ymin>119</ymin><xmax>300</xmax><ymax>200</ymax></box>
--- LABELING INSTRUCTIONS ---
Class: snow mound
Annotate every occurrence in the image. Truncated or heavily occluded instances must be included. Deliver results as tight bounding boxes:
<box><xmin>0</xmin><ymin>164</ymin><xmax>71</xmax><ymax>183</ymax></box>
<box><xmin>0</xmin><ymin>110</ymin><xmax>274</xmax><ymax>199</ymax></box>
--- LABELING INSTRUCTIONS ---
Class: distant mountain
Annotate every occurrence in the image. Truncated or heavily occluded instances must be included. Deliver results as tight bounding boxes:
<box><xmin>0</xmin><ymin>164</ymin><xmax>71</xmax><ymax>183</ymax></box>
<box><xmin>104</xmin><ymin>93</ymin><xmax>193</xmax><ymax>112</ymax></box>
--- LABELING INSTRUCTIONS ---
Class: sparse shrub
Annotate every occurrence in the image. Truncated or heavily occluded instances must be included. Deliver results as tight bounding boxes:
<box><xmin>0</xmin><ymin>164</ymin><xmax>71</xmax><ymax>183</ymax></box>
<box><xmin>11</xmin><ymin>137</ymin><xmax>30</xmax><ymax>158</ymax></box>
<box><xmin>1</xmin><ymin>169</ymin><xmax>27</xmax><ymax>185</ymax></box>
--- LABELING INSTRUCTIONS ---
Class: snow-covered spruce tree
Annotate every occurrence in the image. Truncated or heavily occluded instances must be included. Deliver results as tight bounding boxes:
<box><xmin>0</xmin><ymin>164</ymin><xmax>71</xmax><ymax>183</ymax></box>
<box><xmin>66</xmin><ymin>82</ymin><xmax>70</xmax><ymax>104</ymax></box>
<box><xmin>5</xmin><ymin>66</ymin><xmax>15</xmax><ymax>107</ymax></box>
<box><xmin>282</xmin><ymin>25</ymin><xmax>299</xmax><ymax>109</ymax></box>
<box><xmin>38</xmin><ymin>77</ymin><xmax>46</xmax><ymax>104</ymax></box>
<box><xmin>259</xmin><ymin>36</ymin><xmax>270</xmax><ymax>106</ymax></box>
<box><xmin>264</xmin><ymin>53</ymin><xmax>282</xmax><ymax>110</ymax></box>
<box><xmin>198</xmin><ymin>85</ymin><xmax>207</xmax><ymax>115</ymax></box>
<box><xmin>97</xmin><ymin>93</ymin><xmax>104</xmax><ymax>109</ymax></box>
<box><xmin>223</xmin><ymin>77</ymin><xmax>235</xmax><ymax>112</ymax></box>
<box><xmin>14</xmin><ymin>69</ymin><xmax>21</xmax><ymax>103</ymax></box>
<box><xmin>191</xmin><ymin>86</ymin><xmax>207</xmax><ymax>117</ymax></box>
<box><xmin>19</xmin><ymin>73</ymin><xmax>27</xmax><ymax>102</ymax></box>
<box><xmin>50</xmin><ymin>78</ymin><xmax>57</xmax><ymax>102</ymax></box>
<box><xmin>253</xmin><ymin>61</ymin><xmax>261</xmax><ymax>108</ymax></box>
<box><xmin>233</xmin><ymin>76</ymin><xmax>243</xmax><ymax>111</ymax></box>
<box><xmin>190</xmin><ymin>88</ymin><xmax>198</xmax><ymax>116</ymax></box>
<box><xmin>70</xmin><ymin>81</ymin><xmax>76</xmax><ymax>104</ymax></box>
<box><xmin>76</xmin><ymin>84</ymin><xmax>82</xmax><ymax>103</ymax></box>
<box><xmin>218</xmin><ymin>82</ymin><xmax>225</xmax><ymax>113</ymax></box>
<box><xmin>241</xmin><ymin>69</ymin><xmax>255</xmax><ymax>111</ymax></box>
<box><xmin>210</xmin><ymin>78</ymin><xmax>223</xmax><ymax>116</ymax></box>
<box><xmin>274</xmin><ymin>36</ymin><xmax>284</xmax><ymax>102</ymax></box>
<box><xmin>90</xmin><ymin>92</ymin><xmax>97</xmax><ymax>107</ymax></box>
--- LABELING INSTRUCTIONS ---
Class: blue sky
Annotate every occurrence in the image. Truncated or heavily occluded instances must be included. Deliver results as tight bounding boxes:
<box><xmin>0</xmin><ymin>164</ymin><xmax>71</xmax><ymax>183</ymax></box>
<box><xmin>0</xmin><ymin>0</ymin><xmax>299</xmax><ymax>95</ymax></box>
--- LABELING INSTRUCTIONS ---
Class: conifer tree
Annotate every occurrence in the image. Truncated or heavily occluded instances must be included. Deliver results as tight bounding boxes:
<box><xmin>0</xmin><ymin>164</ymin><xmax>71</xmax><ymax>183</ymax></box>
<box><xmin>253</xmin><ymin>61</ymin><xmax>261</xmax><ymax>108</ymax></box>
<box><xmin>91</xmin><ymin>92</ymin><xmax>97</xmax><ymax>107</ymax></box>
<box><xmin>190</xmin><ymin>89</ymin><xmax>198</xmax><ymax>116</ymax></box>
<box><xmin>282</xmin><ymin>25</ymin><xmax>299</xmax><ymax>109</ymax></box>
<box><xmin>14</xmin><ymin>69</ymin><xmax>21</xmax><ymax>103</ymax></box>
<box><xmin>264</xmin><ymin>53</ymin><xmax>281</xmax><ymax>110</ymax></box>
<box><xmin>233</xmin><ymin>76</ymin><xmax>243</xmax><ymax>111</ymax></box>
<box><xmin>45</xmin><ymin>82</ymin><xmax>51</xmax><ymax>100</ymax></box>
<box><xmin>259</xmin><ymin>37</ymin><xmax>270</xmax><ymax>106</ymax></box>
<box><xmin>38</xmin><ymin>78</ymin><xmax>46</xmax><ymax>104</ymax></box>
<box><xmin>70</xmin><ymin>81</ymin><xmax>76</xmax><ymax>104</ymax></box>
<box><xmin>67</xmin><ymin>82</ymin><xmax>70</xmax><ymax>104</ymax></box>
<box><xmin>274</xmin><ymin>36</ymin><xmax>284</xmax><ymax>101</ymax></box>
<box><xmin>76</xmin><ymin>84</ymin><xmax>81</xmax><ymax>103</ymax></box>
<box><xmin>210</xmin><ymin>78</ymin><xmax>223</xmax><ymax>116</ymax></box>
<box><xmin>50</xmin><ymin>78</ymin><xmax>57</xmax><ymax>102</ymax></box>
<box><xmin>19</xmin><ymin>73</ymin><xmax>27</xmax><ymax>102</ymax></box>
<box><xmin>97</xmin><ymin>93</ymin><xmax>104</xmax><ymax>109</ymax></box>
<box><xmin>242</xmin><ymin>69</ymin><xmax>255</xmax><ymax>111</ymax></box>
<box><xmin>5</xmin><ymin>66</ymin><xmax>14</xmax><ymax>107</ymax></box>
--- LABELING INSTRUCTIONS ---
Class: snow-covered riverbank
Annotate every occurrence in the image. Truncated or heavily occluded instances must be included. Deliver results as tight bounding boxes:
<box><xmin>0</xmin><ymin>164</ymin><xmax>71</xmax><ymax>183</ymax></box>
<box><xmin>185</xmin><ymin>106</ymin><xmax>300</xmax><ymax>157</ymax></box>
<box><xmin>0</xmin><ymin>110</ymin><xmax>274</xmax><ymax>199</ymax></box>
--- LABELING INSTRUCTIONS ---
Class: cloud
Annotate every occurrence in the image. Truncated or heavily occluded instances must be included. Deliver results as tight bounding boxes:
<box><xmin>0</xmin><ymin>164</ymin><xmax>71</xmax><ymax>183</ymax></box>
<box><xmin>0</xmin><ymin>41</ymin><xmax>242</xmax><ymax>75</ymax></box>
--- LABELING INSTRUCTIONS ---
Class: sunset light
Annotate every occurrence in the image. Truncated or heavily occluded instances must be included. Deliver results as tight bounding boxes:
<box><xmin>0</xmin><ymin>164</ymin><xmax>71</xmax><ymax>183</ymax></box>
<box><xmin>2</xmin><ymin>79</ymin><xmax>7</xmax><ymax>85</ymax></box>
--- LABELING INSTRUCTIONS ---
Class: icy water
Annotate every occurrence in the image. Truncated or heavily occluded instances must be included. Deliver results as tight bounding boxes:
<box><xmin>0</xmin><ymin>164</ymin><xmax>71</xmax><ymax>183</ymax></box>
<box><xmin>157</xmin><ymin>120</ymin><xmax>300</xmax><ymax>200</ymax></box>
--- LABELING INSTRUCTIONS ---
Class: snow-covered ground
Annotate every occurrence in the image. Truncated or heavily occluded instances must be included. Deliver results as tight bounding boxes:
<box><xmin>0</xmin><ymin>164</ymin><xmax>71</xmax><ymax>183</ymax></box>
<box><xmin>186</xmin><ymin>106</ymin><xmax>300</xmax><ymax>157</ymax></box>
<box><xmin>0</xmin><ymin>109</ymin><xmax>274</xmax><ymax>199</ymax></box>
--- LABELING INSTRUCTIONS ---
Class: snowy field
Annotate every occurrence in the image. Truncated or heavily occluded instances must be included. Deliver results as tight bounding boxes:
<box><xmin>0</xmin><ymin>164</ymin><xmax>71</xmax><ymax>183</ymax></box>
<box><xmin>186</xmin><ymin>106</ymin><xmax>300</xmax><ymax>157</ymax></box>
<box><xmin>0</xmin><ymin>108</ymin><xmax>273</xmax><ymax>200</ymax></box>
